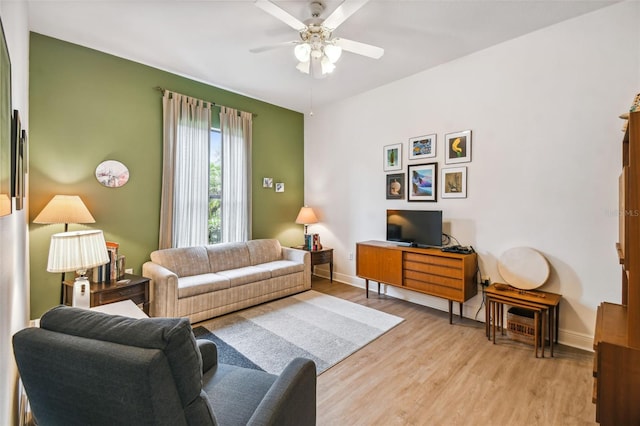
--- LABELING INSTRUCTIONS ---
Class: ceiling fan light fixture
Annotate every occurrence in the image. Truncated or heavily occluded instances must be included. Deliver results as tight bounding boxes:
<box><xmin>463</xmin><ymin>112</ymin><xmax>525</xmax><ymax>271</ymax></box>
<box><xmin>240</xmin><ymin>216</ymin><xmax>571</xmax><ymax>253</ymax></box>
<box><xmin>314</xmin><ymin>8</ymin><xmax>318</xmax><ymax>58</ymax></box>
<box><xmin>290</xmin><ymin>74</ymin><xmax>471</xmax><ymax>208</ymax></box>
<box><xmin>323</xmin><ymin>44</ymin><xmax>342</xmax><ymax>64</ymax></box>
<box><xmin>294</xmin><ymin>43</ymin><xmax>311</xmax><ymax>62</ymax></box>
<box><xmin>320</xmin><ymin>56</ymin><xmax>335</xmax><ymax>74</ymax></box>
<box><xmin>296</xmin><ymin>60</ymin><xmax>310</xmax><ymax>74</ymax></box>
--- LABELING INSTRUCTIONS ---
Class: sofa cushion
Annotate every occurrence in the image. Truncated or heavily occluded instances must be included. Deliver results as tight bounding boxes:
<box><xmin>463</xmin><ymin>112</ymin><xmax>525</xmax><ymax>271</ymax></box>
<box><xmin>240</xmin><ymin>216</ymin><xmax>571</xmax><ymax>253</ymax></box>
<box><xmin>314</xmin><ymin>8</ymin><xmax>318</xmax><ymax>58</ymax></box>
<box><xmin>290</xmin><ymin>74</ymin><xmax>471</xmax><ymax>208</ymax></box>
<box><xmin>206</xmin><ymin>242</ymin><xmax>252</xmax><ymax>272</ymax></box>
<box><xmin>178</xmin><ymin>273</ymin><xmax>230</xmax><ymax>298</ymax></box>
<box><xmin>247</xmin><ymin>239</ymin><xmax>282</xmax><ymax>265</ymax></box>
<box><xmin>254</xmin><ymin>260</ymin><xmax>304</xmax><ymax>278</ymax></box>
<box><xmin>150</xmin><ymin>246</ymin><xmax>211</xmax><ymax>278</ymax></box>
<box><xmin>217</xmin><ymin>266</ymin><xmax>272</xmax><ymax>288</ymax></box>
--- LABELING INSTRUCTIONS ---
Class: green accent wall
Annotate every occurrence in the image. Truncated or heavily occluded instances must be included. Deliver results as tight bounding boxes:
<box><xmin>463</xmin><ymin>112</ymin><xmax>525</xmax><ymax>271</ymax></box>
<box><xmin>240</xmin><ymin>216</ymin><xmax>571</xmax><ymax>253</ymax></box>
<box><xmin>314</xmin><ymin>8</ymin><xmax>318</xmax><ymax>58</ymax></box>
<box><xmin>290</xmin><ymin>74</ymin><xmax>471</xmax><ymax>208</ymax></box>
<box><xmin>28</xmin><ymin>33</ymin><xmax>304</xmax><ymax>319</ymax></box>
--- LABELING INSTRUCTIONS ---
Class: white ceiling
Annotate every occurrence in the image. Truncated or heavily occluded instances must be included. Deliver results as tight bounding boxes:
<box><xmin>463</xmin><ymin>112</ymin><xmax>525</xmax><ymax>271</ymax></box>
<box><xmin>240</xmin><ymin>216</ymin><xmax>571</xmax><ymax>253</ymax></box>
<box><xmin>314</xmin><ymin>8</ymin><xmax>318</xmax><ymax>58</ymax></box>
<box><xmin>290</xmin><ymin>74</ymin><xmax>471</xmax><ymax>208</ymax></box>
<box><xmin>27</xmin><ymin>0</ymin><xmax>617</xmax><ymax>113</ymax></box>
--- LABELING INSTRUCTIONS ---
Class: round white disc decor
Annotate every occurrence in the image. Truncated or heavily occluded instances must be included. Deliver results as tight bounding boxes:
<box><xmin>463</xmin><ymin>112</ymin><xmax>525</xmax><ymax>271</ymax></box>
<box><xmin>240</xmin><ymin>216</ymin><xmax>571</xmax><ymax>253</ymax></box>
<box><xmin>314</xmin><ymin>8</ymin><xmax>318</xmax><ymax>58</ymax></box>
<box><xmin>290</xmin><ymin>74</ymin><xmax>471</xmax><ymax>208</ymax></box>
<box><xmin>497</xmin><ymin>247</ymin><xmax>550</xmax><ymax>290</ymax></box>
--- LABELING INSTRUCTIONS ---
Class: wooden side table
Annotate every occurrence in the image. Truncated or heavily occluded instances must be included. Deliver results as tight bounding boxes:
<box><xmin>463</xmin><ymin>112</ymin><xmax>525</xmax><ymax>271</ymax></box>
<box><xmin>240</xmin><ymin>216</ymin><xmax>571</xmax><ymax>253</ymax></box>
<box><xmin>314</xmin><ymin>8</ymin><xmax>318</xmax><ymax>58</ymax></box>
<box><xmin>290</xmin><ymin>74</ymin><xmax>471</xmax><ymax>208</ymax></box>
<box><xmin>295</xmin><ymin>246</ymin><xmax>334</xmax><ymax>282</ymax></box>
<box><xmin>310</xmin><ymin>247</ymin><xmax>333</xmax><ymax>282</ymax></box>
<box><xmin>484</xmin><ymin>283</ymin><xmax>562</xmax><ymax>358</ymax></box>
<box><xmin>63</xmin><ymin>273</ymin><xmax>150</xmax><ymax>315</ymax></box>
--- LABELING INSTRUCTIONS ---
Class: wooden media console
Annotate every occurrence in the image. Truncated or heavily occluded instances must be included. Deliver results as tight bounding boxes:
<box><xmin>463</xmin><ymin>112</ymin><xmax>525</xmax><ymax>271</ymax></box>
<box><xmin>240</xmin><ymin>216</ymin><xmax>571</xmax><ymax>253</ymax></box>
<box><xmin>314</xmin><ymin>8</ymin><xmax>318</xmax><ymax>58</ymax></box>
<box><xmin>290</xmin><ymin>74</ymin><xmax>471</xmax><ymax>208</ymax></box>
<box><xmin>356</xmin><ymin>240</ymin><xmax>478</xmax><ymax>323</ymax></box>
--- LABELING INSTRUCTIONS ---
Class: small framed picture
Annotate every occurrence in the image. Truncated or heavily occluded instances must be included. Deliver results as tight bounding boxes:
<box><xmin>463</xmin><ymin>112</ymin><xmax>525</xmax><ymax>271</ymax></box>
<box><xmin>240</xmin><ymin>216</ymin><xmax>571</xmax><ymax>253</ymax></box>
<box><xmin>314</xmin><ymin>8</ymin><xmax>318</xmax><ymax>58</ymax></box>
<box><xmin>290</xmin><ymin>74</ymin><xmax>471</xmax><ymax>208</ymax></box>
<box><xmin>445</xmin><ymin>130</ymin><xmax>472</xmax><ymax>164</ymax></box>
<box><xmin>386</xmin><ymin>173</ymin><xmax>405</xmax><ymax>200</ymax></box>
<box><xmin>441</xmin><ymin>166</ymin><xmax>467</xmax><ymax>199</ymax></box>
<box><xmin>383</xmin><ymin>143</ymin><xmax>402</xmax><ymax>171</ymax></box>
<box><xmin>263</xmin><ymin>177</ymin><xmax>273</xmax><ymax>188</ymax></box>
<box><xmin>275</xmin><ymin>182</ymin><xmax>285</xmax><ymax>192</ymax></box>
<box><xmin>408</xmin><ymin>163</ymin><xmax>437</xmax><ymax>202</ymax></box>
<box><xmin>408</xmin><ymin>134</ymin><xmax>436</xmax><ymax>160</ymax></box>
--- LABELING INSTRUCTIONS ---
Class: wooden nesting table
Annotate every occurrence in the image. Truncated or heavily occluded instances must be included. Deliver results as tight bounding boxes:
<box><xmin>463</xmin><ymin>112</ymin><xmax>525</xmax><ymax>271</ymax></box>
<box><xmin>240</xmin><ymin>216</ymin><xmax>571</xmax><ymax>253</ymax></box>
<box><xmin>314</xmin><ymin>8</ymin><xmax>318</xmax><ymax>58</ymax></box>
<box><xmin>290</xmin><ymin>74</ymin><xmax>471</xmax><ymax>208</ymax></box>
<box><xmin>485</xmin><ymin>283</ymin><xmax>562</xmax><ymax>358</ymax></box>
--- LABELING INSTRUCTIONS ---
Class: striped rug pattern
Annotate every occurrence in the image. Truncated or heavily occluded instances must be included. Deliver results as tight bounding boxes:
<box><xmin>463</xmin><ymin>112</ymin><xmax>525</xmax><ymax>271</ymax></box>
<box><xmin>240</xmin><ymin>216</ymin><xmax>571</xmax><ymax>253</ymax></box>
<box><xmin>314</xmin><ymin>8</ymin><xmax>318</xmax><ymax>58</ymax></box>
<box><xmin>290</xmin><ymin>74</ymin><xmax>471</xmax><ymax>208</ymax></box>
<box><xmin>193</xmin><ymin>290</ymin><xmax>404</xmax><ymax>375</ymax></box>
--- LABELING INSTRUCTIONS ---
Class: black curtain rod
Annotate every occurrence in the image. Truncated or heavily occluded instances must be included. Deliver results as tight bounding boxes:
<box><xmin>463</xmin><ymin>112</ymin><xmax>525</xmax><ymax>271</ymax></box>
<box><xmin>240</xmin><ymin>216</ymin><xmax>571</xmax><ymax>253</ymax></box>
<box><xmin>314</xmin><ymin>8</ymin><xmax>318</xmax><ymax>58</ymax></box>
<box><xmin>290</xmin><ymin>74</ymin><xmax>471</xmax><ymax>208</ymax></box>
<box><xmin>154</xmin><ymin>86</ymin><xmax>257</xmax><ymax>117</ymax></box>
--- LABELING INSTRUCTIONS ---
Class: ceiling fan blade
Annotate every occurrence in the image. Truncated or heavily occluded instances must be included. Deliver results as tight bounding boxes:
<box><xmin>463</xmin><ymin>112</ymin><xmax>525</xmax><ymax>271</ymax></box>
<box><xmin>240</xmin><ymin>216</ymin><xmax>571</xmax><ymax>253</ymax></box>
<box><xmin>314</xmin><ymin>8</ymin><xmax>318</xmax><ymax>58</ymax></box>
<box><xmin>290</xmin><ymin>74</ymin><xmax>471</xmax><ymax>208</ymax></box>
<box><xmin>250</xmin><ymin>41</ymin><xmax>298</xmax><ymax>54</ymax></box>
<box><xmin>254</xmin><ymin>0</ymin><xmax>307</xmax><ymax>31</ymax></box>
<box><xmin>322</xmin><ymin>0</ymin><xmax>370</xmax><ymax>30</ymax></box>
<box><xmin>334</xmin><ymin>38</ymin><xmax>384</xmax><ymax>59</ymax></box>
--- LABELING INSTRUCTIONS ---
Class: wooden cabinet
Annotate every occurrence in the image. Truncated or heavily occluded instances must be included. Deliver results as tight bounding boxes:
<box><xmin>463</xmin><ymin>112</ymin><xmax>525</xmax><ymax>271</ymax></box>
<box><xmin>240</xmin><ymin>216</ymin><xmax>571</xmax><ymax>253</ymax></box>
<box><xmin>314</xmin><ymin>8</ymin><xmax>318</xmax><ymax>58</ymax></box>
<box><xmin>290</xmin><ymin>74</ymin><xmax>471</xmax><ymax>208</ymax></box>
<box><xmin>593</xmin><ymin>110</ymin><xmax>640</xmax><ymax>425</ymax></box>
<box><xmin>356</xmin><ymin>242</ymin><xmax>403</xmax><ymax>287</ymax></box>
<box><xmin>63</xmin><ymin>274</ymin><xmax>150</xmax><ymax>315</ymax></box>
<box><xmin>356</xmin><ymin>240</ymin><xmax>477</xmax><ymax>323</ymax></box>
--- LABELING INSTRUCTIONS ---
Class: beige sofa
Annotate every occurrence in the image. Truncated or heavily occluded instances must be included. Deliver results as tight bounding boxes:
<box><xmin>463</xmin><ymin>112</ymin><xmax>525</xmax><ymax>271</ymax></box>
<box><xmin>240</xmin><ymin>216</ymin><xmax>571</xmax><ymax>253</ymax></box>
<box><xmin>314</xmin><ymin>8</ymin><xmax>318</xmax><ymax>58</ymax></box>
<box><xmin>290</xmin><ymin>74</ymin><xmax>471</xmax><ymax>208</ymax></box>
<box><xmin>142</xmin><ymin>239</ymin><xmax>310</xmax><ymax>323</ymax></box>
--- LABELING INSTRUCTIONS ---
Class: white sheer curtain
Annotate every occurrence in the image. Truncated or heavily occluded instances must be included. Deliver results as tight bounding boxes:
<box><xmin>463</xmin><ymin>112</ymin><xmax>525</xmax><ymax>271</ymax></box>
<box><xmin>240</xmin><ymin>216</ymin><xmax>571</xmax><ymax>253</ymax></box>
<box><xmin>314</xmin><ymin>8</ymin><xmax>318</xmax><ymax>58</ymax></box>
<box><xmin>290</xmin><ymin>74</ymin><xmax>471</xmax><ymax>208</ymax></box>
<box><xmin>220</xmin><ymin>106</ymin><xmax>252</xmax><ymax>242</ymax></box>
<box><xmin>159</xmin><ymin>91</ymin><xmax>211</xmax><ymax>248</ymax></box>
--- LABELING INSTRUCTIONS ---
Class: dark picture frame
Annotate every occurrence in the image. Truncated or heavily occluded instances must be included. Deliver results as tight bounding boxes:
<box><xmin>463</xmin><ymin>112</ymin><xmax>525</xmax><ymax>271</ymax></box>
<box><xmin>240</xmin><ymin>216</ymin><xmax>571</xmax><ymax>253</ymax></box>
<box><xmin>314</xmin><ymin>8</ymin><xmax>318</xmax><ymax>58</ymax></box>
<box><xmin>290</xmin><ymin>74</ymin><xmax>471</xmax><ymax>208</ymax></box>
<box><xmin>408</xmin><ymin>162</ymin><xmax>437</xmax><ymax>202</ymax></box>
<box><xmin>386</xmin><ymin>173</ymin><xmax>405</xmax><ymax>200</ymax></box>
<box><xmin>11</xmin><ymin>109</ymin><xmax>22</xmax><ymax>209</ymax></box>
<box><xmin>0</xmin><ymin>18</ymin><xmax>11</xmax><ymax>217</ymax></box>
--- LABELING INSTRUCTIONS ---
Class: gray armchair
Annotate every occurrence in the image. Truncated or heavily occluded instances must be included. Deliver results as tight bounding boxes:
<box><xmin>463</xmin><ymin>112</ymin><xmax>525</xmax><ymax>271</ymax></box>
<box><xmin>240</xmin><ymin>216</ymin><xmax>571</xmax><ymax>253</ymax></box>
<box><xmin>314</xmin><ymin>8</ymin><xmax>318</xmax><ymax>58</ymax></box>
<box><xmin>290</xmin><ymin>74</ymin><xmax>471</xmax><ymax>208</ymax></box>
<box><xmin>12</xmin><ymin>305</ymin><xmax>316</xmax><ymax>426</ymax></box>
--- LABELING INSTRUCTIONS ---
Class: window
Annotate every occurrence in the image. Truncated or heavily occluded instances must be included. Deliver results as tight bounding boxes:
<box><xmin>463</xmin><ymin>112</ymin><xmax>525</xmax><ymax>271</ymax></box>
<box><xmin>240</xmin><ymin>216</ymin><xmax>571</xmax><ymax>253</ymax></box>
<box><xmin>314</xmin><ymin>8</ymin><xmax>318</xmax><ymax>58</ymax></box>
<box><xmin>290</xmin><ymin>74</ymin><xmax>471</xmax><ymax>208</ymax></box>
<box><xmin>209</xmin><ymin>128</ymin><xmax>221</xmax><ymax>243</ymax></box>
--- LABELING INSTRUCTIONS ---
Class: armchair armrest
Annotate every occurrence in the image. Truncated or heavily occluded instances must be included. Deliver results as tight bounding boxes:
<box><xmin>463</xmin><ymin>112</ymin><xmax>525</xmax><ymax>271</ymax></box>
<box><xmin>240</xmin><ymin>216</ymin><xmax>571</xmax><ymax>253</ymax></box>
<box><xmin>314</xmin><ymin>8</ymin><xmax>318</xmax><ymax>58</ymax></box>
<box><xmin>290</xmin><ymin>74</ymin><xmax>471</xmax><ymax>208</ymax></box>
<box><xmin>247</xmin><ymin>358</ymin><xmax>316</xmax><ymax>426</ymax></box>
<box><xmin>197</xmin><ymin>339</ymin><xmax>218</xmax><ymax>373</ymax></box>
<box><xmin>142</xmin><ymin>261</ymin><xmax>179</xmax><ymax>317</ymax></box>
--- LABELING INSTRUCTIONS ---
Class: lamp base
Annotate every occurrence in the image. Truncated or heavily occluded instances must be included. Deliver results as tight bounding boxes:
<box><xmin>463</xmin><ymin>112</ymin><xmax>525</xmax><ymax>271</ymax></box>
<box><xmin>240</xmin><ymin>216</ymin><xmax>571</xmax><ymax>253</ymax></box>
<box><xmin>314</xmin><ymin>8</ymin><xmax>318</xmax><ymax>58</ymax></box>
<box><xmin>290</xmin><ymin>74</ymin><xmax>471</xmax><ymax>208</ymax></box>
<box><xmin>72</xmin><ymin>276</ymin><xmax>91</xmax><ymax>309</ymax></box>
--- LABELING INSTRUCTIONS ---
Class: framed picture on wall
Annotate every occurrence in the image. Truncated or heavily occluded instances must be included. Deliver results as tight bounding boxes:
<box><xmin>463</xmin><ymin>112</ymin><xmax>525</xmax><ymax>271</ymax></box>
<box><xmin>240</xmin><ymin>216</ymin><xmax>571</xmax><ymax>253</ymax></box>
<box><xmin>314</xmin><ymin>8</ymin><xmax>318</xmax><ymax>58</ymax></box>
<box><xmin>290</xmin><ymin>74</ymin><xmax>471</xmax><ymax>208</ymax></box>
<box><xmin>444</xmin><ymin>130</ymin><xmax>472</xmax><ymax>164</ymax></box>
<box><xmin>441</xmin><ymin>166</ymin><xmax>467</xmax><ymax>199</ymax></box>
<box><xmin>386</xmin><ymin>173</ymin><xmax>405</xmax><ymax>200</ymax></box>
<box><xmin>408</xmin><ymin>134</ymin><xmax>436</xmax><ymax>160</ymax></box>
<box><xmin>0</xmin><ymin>19</ymin><xmax>11</xmax><ymax>217</ymax></box>
<box><xmin>383</xmin><ymin>143</ymin><xmax>402</xmax><ymax>171</ymax></box>
<box><xmin>408</xmin><ymin>163</ymin><xmax>437</xmax><ymax>202</ymax></box>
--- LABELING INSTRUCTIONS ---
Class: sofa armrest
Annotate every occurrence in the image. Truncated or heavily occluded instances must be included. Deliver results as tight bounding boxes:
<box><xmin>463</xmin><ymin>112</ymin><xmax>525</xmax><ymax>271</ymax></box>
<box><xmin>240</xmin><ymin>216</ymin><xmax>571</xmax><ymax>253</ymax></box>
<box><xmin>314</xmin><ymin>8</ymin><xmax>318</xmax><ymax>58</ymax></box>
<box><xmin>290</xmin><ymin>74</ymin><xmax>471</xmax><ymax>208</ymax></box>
<box><xmin>142</xmin><ymin>261</ymin><xmax>179</xmax><ymax>318</ymax></box>
<box><xmin>282</xmin><ymin>247</ymin><xmax>311</xmax><ymax>289</ymax></box>
<box><xmin>247</xmin><ymin>357</ymin><xmax>316</xmax><ymax>426</ymax></box>
<box><xmin>197</xmin><ymin>339</ymin><xmax>218</xmax><ymax>373</ymax></box>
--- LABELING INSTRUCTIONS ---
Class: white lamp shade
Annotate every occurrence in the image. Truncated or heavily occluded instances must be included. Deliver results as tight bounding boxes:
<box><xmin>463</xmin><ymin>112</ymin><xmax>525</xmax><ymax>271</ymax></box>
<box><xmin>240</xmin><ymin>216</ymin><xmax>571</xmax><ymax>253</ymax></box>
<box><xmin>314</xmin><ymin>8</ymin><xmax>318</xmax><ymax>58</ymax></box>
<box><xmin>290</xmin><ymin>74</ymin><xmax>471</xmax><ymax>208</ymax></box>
<box><xmin>296</xmin><ymin>60</ymin><xmax>310</xmax><ymax>74</ymax></box>
<box><xmin>47</xmin><ymin>230</ymin><xmax>109</xmax><ymax>273</ymax></box>
<box><xmin>320</xmin><ymin>56</ymin><xmax>336</xmax><ymax>74</ymax></box>
<box><xmin>294</xmin><ymin>43</ymin><xmax>311</xmax><ymax>62</ymax></box>
<box><xmin>324</xmin><ymin>44</ymin><xmax>342</xmax><ymax>63</ymax></box>
<box><xmin>295</xmin><ymin>207</ymin><xmax>319</xmax><ymax>225</ymax></box>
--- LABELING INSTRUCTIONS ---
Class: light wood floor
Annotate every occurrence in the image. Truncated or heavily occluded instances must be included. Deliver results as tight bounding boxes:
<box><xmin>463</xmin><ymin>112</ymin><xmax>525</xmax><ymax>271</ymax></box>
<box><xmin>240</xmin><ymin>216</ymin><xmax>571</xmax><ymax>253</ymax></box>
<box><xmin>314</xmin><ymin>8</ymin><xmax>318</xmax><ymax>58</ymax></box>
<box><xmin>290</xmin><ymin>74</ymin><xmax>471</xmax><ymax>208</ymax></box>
<box><xmin>311</xmin><ymin>277</ymin><xmax>596</xmax><ymax>426</ymax></box>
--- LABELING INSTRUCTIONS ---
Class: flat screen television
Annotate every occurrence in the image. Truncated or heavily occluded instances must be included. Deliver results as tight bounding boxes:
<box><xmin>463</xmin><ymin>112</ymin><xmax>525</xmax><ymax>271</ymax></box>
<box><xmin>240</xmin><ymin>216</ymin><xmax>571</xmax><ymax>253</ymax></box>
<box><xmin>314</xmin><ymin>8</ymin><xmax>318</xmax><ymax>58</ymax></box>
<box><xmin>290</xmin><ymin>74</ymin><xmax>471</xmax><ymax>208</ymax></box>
<box><xmin>386</xmin><ymin>209</ymin><xmax>443</xmax><ymax>248</ymax></box>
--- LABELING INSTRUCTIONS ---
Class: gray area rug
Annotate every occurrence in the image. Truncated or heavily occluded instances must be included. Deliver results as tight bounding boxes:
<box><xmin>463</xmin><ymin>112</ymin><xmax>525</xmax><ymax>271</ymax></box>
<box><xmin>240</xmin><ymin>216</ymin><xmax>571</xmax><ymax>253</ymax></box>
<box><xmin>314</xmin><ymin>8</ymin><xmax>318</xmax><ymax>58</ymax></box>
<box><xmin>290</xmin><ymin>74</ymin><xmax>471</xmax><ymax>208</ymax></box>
<box><xmin>193</xmin><ymin>290</ymin><xmax>404</xmax><ymax>375</ymax></box>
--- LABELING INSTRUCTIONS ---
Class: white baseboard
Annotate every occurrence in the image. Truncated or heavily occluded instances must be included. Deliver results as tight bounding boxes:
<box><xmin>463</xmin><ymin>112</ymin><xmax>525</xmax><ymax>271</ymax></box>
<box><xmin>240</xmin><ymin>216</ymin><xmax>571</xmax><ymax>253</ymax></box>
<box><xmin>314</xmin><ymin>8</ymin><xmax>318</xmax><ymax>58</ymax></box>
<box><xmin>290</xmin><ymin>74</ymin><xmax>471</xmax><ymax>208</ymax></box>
<box><xmin>314</xmin><ymin>272</ymin><xmax>595</xmax><ymax>352</ymax></box>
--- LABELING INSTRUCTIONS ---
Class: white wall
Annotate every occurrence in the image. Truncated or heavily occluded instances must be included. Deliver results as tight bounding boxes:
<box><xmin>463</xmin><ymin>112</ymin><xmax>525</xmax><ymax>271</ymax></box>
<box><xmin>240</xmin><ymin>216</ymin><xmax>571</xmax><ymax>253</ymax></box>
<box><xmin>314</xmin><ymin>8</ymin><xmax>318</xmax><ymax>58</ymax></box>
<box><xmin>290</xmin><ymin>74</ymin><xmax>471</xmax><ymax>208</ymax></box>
<box><xmin>0</xmin><ymin>0</ymin><xmax>30</xmax><ymax>424</ymax></box>
<box><xmin>305</xmin><ymin>2</ymin><xmax>639</xmax><ymax>350</ymax></box>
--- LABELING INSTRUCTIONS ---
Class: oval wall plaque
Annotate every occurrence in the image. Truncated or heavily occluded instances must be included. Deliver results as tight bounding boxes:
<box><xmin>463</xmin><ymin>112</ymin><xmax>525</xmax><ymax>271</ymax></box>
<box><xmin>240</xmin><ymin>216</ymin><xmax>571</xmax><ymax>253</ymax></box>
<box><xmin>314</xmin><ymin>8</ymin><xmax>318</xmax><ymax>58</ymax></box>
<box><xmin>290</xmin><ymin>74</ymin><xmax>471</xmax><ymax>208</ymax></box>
<box><xmin>95</xmin><ymin>160</ymin><xmax>130</xmax><ymax>188</ymax></box>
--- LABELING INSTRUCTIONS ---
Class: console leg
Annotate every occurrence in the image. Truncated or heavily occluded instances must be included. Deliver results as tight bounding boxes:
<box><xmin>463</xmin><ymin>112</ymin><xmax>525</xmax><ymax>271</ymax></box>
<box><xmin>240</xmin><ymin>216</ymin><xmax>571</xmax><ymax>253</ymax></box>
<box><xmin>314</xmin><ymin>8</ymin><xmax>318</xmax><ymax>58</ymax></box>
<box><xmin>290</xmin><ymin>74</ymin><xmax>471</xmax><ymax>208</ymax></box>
<box><xmin>366</xmin><ymin>279</ymin><xmax>369</xmax><ymax>298</ymax></box>
<box><xmin>459</xmin><ymin>302</ymin><xmax>463</xmax><ymax>320</ymax></box>
<box><xmin>449</xmin><ymin>300</ymin><xmax>453</xmax><ymax>324</ymax></box>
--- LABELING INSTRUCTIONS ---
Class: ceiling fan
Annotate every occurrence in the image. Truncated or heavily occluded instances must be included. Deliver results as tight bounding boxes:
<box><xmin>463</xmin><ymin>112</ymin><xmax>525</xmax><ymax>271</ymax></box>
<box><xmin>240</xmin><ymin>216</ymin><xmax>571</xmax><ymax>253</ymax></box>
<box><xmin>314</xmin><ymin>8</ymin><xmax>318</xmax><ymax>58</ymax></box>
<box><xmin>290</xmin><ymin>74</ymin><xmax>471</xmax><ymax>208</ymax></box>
<box><xmin>251</xmin><ymin>0</ymin><xmax>384</xmax><ymax>78</ymax></box>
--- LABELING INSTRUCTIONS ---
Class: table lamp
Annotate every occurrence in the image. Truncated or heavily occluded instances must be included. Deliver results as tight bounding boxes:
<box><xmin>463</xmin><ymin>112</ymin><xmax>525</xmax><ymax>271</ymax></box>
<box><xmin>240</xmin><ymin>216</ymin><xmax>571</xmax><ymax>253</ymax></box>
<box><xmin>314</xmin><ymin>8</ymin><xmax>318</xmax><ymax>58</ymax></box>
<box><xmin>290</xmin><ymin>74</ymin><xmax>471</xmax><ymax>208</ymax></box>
<box><xmin>34</xmin><ymin>195</ymin><xmax>96</xmax><ymax>302</ymax></box>
<box><xmin>46</xmin><ymin>230</ymin><xmax>109</xmax><ymax>308</ymax></box>
<box><xmin>295</xmin><ymin>206</ymin><xmax>318</xmax><ymax>235</ymax></box>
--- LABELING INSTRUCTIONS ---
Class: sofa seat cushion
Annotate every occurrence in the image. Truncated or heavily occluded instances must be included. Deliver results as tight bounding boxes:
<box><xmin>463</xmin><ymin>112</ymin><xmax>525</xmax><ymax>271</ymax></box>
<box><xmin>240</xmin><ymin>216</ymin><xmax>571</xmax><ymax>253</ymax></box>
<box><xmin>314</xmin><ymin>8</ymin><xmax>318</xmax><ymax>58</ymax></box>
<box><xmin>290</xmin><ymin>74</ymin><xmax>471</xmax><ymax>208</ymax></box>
<box><xmin>217</xmin><ymin>266</ymin><xmax>272</xmax><ymax>288</ymax></box>
<box><xmin>255</xmin><ymin>260</ymin><xmax>304</xmax><ymax>278</ymax></box>
<box><xmin>203</xmin><ymin>363</ymin><xmax>277</xmax><ymax>426</ymax></box>
<box><xmin>178</xmin><ymin>274</ymin><xmax>230</xmax><ymax>299</ymax></box>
